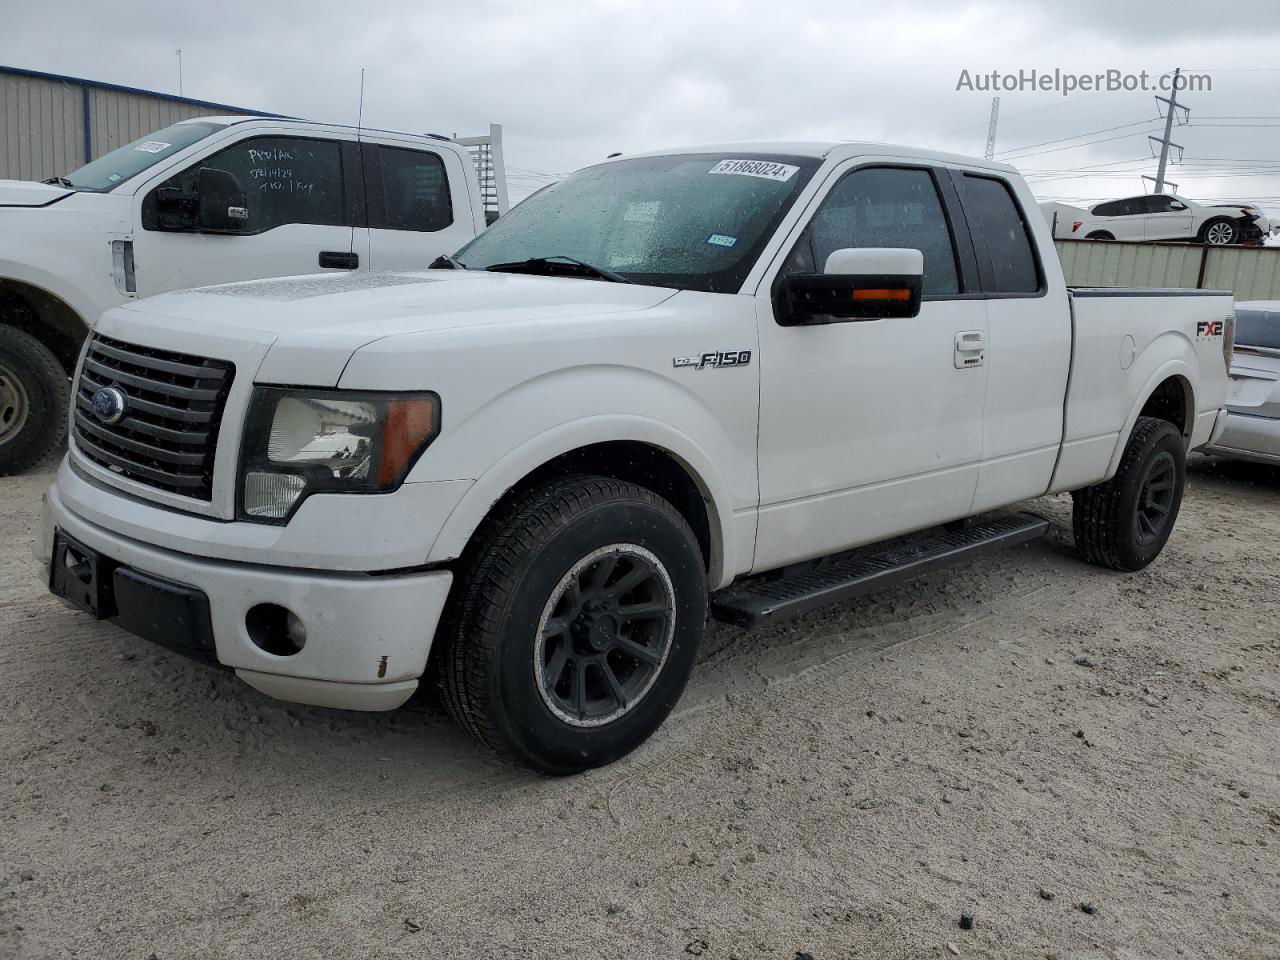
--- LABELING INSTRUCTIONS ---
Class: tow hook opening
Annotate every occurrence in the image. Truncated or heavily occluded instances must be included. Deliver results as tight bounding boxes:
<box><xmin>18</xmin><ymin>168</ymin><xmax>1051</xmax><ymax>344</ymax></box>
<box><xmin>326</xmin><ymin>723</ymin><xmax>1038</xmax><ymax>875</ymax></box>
<box><xmin>246</xmin><ymin>603</ymin><xmax>307</xmax><ymax>656</ymax></box>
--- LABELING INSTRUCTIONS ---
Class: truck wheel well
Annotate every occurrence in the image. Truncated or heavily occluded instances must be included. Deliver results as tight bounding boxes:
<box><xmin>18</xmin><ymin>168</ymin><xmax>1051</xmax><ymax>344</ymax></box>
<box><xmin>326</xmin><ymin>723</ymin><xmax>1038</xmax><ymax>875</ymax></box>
<box><xmin>0</xmin><ymin>279</ymin><xmax>86</xmax><ymax>373</ymax></box>
<box><xmin>481</xmin><ymin>441</ymin><xmax>714</xmax><ymax>573</ymax></box>
<box><xmin>1138</xmin><ymin>375</ymin><xmax>1191</xmax><ymax>438</ymax></box>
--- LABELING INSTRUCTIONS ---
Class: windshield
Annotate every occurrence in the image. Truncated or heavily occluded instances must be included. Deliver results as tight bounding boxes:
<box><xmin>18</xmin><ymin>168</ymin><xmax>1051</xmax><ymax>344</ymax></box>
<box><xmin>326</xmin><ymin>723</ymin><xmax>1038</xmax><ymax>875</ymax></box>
<box><xmin>61</xmin><ymin>121</ymin><xmax>228</xmax><ymax>192</ymax></box>
<box><xmin>454</xmin><ymin>153</ymin><xmax>821</xmax><ymax>293</ymax></box>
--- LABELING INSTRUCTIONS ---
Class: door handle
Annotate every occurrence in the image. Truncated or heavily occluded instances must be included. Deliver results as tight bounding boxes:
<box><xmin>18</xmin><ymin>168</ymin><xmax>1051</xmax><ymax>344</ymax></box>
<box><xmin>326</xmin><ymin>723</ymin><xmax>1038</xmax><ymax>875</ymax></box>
<box><xmin>319</xmin><ymin>251</ymin><xmax>359</xmax><ymax>270</ymax></box>
<box><xmin>954</xmin><ymin>330</ymin><xmax>986</xmax><ymax>369</ymax></box>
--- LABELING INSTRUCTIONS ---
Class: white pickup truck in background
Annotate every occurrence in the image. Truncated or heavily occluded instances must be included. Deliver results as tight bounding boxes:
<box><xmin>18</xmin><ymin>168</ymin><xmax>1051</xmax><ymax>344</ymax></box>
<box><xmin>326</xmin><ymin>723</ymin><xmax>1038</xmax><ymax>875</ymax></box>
<box><xmin>0</xmin><ymin>115</ymin><xmax>506</xmax><ymax>474</ymax></box>
<box><xmin>39</xmin><ymin>142</ymin><xmax>1233</xmax><ymax>773</ymax></box>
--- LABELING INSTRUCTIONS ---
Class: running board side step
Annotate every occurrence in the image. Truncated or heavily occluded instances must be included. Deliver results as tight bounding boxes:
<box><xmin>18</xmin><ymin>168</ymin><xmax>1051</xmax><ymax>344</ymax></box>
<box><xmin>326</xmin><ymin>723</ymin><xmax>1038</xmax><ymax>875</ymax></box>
<box><xmin>710</xmin><ymin>512</ymin><xmax>1050</xmax><ymax>629</ymax></box>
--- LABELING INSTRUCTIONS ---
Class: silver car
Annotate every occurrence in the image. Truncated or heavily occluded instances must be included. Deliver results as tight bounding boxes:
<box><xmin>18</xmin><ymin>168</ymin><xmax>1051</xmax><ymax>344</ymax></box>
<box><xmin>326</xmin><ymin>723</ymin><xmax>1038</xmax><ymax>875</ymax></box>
<box><xmin>1204</xmin><ymin>301</ymin><xmax>1280</xmax><ymax>464</ymax></box>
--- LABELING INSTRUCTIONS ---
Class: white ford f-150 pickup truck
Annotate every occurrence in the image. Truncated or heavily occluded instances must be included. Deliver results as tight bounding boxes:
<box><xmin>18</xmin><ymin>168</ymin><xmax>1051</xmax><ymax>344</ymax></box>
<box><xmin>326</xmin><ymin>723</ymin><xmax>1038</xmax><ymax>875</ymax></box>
<box><xmin>38</xmin><ymin>142</ymin><xmax>1233</xmax><ymax>773</ymax></box>
<box><xmin>0</xmin><ymin>114</ymin><xmax>504</xmax><ymax>475</ymax></box>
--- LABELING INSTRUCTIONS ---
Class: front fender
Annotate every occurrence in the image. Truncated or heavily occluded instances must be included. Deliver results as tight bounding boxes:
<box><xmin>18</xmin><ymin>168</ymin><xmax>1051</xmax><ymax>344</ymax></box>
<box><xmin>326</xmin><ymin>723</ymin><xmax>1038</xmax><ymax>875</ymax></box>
<box><xmin>0</xmin><ymin>258</ymin><xmax>99</xmax><ymax>333</ymax></box>
<box><xmin>340</xmin><ymin>292</ymin><xmax>762</xmax><ymax>587</ymax></box>
<box><xmin>423</xmin><ymin>413</ymin><xmax>742</xmax><ymax>589</ymax></box>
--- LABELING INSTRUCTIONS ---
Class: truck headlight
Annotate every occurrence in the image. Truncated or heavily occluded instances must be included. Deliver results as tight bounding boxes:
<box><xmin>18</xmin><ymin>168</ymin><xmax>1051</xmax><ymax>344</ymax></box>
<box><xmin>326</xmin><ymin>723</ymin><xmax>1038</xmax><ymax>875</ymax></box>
<box><xmin>239</xmin><ymin>388</ymin><xmax>439</xmax><ymax>522</ymax></box>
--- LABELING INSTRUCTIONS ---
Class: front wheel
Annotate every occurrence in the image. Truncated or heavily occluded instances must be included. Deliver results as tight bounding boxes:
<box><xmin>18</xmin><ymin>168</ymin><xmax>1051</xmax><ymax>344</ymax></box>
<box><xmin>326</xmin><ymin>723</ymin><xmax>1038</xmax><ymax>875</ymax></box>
<box><xmin>437</xmin><ymin>475</ymin><xmax>707</xmax><ymax>774</ymax></box>
<box><xmin>0</xmin><ymin>323</ymin><xmax>69</xmax><ymax>476</ymax></box>
<box><xmin>1200</xmin><ymin>217</ymin><xmax>1239</xmax><ymax>246</ymax></box>
<box><xmin>1072</xmin><ymin>416</ymin><xmax>1186</xmax><ymax>571</ymax></box>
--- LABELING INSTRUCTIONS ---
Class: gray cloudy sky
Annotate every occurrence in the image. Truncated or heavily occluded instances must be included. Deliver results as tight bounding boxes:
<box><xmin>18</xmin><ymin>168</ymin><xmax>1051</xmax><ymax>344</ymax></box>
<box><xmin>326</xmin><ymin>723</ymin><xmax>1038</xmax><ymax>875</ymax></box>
<box><xmin>3</xmin><ymin>0</ymin><xmax>1279</xmax><ymax>208</ymax></box>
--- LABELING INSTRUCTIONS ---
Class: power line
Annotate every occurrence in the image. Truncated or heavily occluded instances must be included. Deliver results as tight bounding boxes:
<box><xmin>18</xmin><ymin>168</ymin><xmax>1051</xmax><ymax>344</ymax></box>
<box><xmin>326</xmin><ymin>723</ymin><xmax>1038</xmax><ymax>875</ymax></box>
<box><xmin>936</xmin><ymin>89</ymin><xmax>1107</xmax><ymax>138</ymax></box>
<box><xmin>996</xmin><ymin>118</ymin><xmax>1159</xmax><ymax>157</ymax></box>
<box><xmin>1002</xmin><ymin>128</ymin><xmax>1164</xmax><ymax>162</ymax></box>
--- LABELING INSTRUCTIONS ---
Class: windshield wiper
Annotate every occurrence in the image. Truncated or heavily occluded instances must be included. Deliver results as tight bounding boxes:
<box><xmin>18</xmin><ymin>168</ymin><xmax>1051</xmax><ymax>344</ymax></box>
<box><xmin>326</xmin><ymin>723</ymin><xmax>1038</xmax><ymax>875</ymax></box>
<box><xmin>429</xmin><ymin>254</ymin><xmax>467</xmax><ymax>270</ymax></box>
<box><xmin>41</xmin><ymin>176</ymin><xmax>75</xmax><ymax>189</ymax></box>
<box><xmin>484</xmin><ymin>255</ymin><xmax>633</xmax><ymax>284</ymax></box>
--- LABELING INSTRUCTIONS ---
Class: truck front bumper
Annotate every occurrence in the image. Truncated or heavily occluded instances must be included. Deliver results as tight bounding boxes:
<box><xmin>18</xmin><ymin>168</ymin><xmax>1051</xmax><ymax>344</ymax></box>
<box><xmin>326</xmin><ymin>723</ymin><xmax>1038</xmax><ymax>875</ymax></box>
<box><xmin>38</xmin><ymin>481</ymin><xmax>453</xmax><ymax>712</ymax></box>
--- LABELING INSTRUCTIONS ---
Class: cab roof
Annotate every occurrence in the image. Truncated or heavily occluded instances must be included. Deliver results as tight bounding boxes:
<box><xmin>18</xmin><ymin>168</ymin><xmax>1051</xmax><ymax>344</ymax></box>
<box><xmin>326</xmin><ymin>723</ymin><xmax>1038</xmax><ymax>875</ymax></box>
<box><xmin>176</xmin><ymin>114</ymin><xmax>453</xmax><ymax>143</ymax></box>
<box><xmin>619</xmin><ymin>140</ymin><xmax>1019</xmax><ymax>174</ymax></box>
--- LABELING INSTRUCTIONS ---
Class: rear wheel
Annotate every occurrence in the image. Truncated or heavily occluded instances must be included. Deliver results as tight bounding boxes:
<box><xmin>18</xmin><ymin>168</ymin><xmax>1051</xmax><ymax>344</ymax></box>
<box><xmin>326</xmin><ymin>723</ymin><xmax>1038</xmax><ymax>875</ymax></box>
<box><xmin>437</xmin><ymin>475</ymin><xmax>707</xmax><ymax>774</ymax></box>
<box><xmin>1085</xmin><ymin>230</ymin><xmax>1115</xmax><ymax>241</ymax></box>
<box><xmin>1200</xmin><ymin>217</ymin><xmax>1238</xmax><ymax>246</ymax></box>
<box><xmin>1072</xmin><ymin>416</ymin><xmax>1186</xmax><ymax>571</ymax></box>
<box><xmin>0</xmin><ymin>323</ymin><xmax>68</xmax><ymax>476</ymax></box>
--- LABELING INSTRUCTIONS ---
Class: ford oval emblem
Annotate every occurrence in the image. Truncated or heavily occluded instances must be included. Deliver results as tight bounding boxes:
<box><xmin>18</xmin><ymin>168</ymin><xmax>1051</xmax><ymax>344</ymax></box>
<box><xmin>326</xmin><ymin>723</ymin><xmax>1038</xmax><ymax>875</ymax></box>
<box><xmin>91</xmin><ymin>386</ymin><xmax>128</xmax><ymax>425</ymax></box>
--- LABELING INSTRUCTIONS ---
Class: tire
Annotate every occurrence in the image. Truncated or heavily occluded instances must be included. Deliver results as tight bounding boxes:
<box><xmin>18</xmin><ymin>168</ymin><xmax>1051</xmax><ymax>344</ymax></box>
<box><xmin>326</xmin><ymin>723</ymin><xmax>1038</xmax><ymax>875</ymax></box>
<box><xmin>0</xmin><ymin>323</ymin><xmax>69</xmax><ymax>476</ymax></box>
<box><xmin>1200</xmin><ymin>217</ymin><xmax>1238</xmax><ymax>246</ymax></box>
<box><xmin>1085</xmin><ymin>231</ymin><xmax>1115</xmax><ymax>241</ymax></box>
<box><xmin>437</xmin><ymin>474</ymin><xmax>707</xmax><ymax>774</ymax></box>
<box><xmin>1072</xmin><ymin>416</ymin><xmax>1186</xmax><ymax>572</ymax></box>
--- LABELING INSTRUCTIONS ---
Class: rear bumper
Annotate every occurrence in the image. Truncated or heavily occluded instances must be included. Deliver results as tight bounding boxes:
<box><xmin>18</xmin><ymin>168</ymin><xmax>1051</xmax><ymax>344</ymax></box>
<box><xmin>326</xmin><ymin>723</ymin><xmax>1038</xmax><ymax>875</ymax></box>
<box><xmin>1203</xmin><ymin>410</ymin><xmax>1280</xmax><ymax>464</ymax></box>
<box><xmin>39</xmin><ymin>483</ymin><xmax>452</xmax><ymax>712</ymax></box>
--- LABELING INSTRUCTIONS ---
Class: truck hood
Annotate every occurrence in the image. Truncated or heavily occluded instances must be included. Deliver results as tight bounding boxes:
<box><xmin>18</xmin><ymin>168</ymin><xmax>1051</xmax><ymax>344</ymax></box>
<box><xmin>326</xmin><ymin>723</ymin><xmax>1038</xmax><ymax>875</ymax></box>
<box><xmin>0</xmin><ymin>179</ymin><xmax>75</xmax><ymax>207</ymax></box>
<box><xmin>105</xmin><ymin>269</ymin><xmax>680</xmax><ymax>386</ymax></box>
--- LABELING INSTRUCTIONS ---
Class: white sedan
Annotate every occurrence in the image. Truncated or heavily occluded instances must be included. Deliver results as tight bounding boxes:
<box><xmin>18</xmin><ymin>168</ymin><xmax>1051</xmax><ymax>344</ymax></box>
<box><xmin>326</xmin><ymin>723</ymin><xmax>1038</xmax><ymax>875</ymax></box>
<box><xmin>1042</xmin><ymin>194</ymin><xmax>1270</xmax><ymax>245</ymax></box>
<box><xmin>1204</xmin><ymin>302</ymin><xmax>1280</xmax><ymax>464</ymax></box>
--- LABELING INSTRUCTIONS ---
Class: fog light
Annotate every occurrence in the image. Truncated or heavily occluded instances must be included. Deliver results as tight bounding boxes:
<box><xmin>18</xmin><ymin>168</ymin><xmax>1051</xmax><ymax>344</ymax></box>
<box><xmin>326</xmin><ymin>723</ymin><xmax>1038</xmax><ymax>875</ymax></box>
<box><xmin>244</xmin><ymin>472</ymin><xmax>306</xmax><ymax>519</ymax></box>
<box><xmin>246</xmin><ymin>603</ymin><xmax>306</xmax><ymax>656</ymax></box>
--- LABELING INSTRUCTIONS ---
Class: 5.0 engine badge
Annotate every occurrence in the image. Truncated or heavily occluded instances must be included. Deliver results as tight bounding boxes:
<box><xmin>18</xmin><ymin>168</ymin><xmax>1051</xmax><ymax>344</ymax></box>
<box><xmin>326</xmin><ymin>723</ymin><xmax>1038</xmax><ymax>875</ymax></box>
<box><xmin>673</xmin><ymin>350</ymin><xmax>752</xmax><ymax>370</ymax></box>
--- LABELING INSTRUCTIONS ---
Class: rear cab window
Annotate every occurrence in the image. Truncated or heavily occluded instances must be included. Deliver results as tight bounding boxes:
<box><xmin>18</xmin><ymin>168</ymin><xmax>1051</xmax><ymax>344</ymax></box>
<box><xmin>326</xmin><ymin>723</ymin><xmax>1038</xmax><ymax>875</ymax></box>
<box><xmin>956</xmin><ymin>174</ymin><xmax>1043</xmax><ymax>296</ymax></box>
<box><xmin>367</xmin><ymin>145</ymin><xmax>454</xmax><ymax>232</ymax></box>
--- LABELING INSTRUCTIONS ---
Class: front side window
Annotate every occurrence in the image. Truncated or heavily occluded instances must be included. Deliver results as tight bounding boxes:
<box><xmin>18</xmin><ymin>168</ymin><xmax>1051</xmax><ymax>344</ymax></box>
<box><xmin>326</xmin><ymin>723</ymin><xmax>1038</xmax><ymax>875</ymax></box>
<box><xmin>785</xmin><ymin>166</ymin><xmax>961</xmax><ymax>297</ymax></box>
<box><xmin>957</xmin><ymin>174</ymin><xmax>1041</xmax><ymax>294</ymax></box>
<box><xmin>1142</xmin><ymin>196</ymin><xmax>1176</xmax><ymax>214</ymax></box>
<box><xmin>61</xmin><ymin>121</ymin><xmax>227</xmax><ymax>192</ymax></box>
<box><xmin>147</xmin><ymin>136</ymin><xmax>346</xmax><ymax>233</ymax></box>
<box><xmin>454</xmin><ymin>153</ymin><xmax>820</xmax><ymax>293</ymax></box>
<box><xmin>370</xmin><ymin>146</ymin><xmax>453</xmax><ymax>232</ymax></box>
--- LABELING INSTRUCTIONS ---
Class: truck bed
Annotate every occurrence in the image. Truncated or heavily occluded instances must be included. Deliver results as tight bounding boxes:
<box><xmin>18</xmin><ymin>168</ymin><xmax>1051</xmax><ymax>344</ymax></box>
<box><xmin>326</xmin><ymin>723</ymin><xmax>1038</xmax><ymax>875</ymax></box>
<box><xmin>1050</xmin><ymin>287</ymin><xmax>1234</xmax><ymax>492</ymax></box>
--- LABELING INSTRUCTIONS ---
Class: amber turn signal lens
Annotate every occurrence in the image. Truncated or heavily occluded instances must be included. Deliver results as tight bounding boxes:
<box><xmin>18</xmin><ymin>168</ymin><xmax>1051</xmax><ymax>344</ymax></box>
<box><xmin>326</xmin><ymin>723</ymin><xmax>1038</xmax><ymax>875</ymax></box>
<box><xmin>851</xmin><ymin>288</ymin><xmax>912</xmax><ymax>301</ymax></box>
<box><xmin>376</xmin><ymin>396</ymin><xmax>438</xmax><ymax>485</ymax></box>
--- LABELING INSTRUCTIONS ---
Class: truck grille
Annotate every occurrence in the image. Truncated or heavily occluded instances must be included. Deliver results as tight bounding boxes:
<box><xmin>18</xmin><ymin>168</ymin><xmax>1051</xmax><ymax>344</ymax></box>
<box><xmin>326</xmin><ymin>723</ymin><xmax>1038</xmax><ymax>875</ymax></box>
<box><xmin>73</xmin><ymin>334</ymin><xmax>235</xmax><ymax>501</ymax></box>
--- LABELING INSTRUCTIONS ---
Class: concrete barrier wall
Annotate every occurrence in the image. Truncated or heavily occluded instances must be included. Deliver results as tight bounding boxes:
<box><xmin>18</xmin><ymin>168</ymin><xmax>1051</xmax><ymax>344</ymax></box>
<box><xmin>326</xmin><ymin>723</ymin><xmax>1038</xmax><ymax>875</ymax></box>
<box><xmin>1056</xmin><ymin>239</ymin><xmax>1280</xmax><ymax>302</ymax></box>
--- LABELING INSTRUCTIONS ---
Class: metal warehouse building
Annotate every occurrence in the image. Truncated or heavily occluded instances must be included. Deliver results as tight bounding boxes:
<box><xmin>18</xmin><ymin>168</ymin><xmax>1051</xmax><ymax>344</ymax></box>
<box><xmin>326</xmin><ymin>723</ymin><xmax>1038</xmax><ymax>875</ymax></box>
<box><xmin>0</xmin><ymin>64</ymin><xmax>274</xmax><ymax>182</ymax></box>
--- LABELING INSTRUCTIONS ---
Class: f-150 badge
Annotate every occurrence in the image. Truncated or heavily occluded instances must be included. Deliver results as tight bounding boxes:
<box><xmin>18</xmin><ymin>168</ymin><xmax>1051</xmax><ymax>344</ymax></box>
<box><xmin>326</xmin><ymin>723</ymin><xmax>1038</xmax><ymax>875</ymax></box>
<box><xmin>673</xmin><ymin>350</ymin><xmax>752</xmax><ymax>370</ymax></box>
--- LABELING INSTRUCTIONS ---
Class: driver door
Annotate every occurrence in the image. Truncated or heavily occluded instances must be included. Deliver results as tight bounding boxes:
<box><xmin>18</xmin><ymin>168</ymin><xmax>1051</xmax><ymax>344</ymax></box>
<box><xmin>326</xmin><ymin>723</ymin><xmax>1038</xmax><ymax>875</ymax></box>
<box><xmin>753</xmin><ymin>163</ymin><xmax>988</xmax><ymax>572</ymax></box>
<box><xmin>132</xmin><ymin>134</ymin><xmax>363</xmax><ymax>297</ymax></box>
<box><xmin>1140</xmin><ymin>195</ymin><xmax>1195</xmax><ymax>241</ymax></box>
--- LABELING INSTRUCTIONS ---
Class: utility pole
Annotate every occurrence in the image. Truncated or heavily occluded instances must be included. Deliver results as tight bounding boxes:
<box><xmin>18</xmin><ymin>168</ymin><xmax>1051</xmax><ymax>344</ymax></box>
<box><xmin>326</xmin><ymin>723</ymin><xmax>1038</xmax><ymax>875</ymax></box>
<box><xmin>1150</xmin><ymin>67</ymin><xmax>1189</xmax><ymax>194</ymax></box>
<box><xmin>176</xmin><ymin>49</ymin><xmax>183</xmax><ymax>97</ymax></box>
<box><xmin>984</xmin><ymin>97</ymin><xmax>1000</xmax><ymax>160</ymax></box>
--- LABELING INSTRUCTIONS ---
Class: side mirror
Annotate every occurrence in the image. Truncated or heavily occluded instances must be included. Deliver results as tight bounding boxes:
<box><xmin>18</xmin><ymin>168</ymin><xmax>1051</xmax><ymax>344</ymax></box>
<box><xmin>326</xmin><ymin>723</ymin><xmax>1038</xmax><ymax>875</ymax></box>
<box><xmin>196</xmin><ymin>167</ymin><xmax>249</xmax><ymax>232</ymax></box>
<box><xmin>153</xmin><ymin>185</ymin><xmax>197</xmax><ymax>230</ymax></box>
<box><xmin>1169</xmin><ymin>201</ymin><xmax>1187</xmax><ymax>210</ymax></box>
<box><xmin>779</xmin><ymin>248</ymin><xmax>924</xmax><ymax>325</ymax></box>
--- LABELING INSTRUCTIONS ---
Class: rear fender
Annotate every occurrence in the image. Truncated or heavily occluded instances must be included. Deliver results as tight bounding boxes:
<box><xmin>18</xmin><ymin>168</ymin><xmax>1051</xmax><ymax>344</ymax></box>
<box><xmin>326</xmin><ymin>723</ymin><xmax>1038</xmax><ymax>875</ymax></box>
<box><xmin>1105</xmin><ymin>353</ymin><xmax>1197</xmax><ymax>480</ymax></box>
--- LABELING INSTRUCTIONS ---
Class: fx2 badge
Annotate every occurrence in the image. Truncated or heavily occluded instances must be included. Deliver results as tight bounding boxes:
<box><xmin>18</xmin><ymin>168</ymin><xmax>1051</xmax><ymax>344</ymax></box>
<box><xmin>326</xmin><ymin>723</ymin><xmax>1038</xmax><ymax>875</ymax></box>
<box><xmin>1196</xmin><ymin>319</ymin><xmax>1225</xmax><ymax>338</ymax></box>
<box><xmin>673</xmin><ymin>350</ymin><xmax>752</xmax><ymax>370</ymax></box>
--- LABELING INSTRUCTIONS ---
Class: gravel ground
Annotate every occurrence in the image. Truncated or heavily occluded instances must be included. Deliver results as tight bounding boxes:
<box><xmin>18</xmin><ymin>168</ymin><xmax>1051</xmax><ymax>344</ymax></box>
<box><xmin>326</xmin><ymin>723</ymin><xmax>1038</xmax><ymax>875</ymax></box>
<box><xmin>2</xmin><ymin>455</ymin><xmax>1279</xmax><ymax>960</ymax></box>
